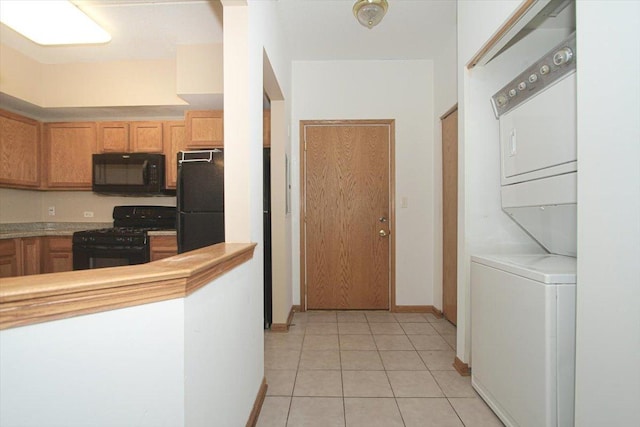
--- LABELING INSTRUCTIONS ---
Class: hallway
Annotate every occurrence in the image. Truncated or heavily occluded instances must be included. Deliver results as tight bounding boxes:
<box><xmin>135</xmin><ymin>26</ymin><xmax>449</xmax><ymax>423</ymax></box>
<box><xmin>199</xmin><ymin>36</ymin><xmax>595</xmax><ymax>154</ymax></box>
<box><xmin>257</xmin><ymin>311</ymin><xmax>503</xmax><ymax>426</ymax></box>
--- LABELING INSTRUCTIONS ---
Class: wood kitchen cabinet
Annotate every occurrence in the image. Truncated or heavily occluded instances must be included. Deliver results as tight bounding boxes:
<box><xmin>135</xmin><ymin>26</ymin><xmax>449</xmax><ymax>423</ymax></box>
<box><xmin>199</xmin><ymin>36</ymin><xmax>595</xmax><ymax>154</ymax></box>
<box><xmin>43</xmin><ymin>236</ymin><xmax>73</xmax><ymax>273</ymax></box>
<box><xmin>131</xmin><ymin>121</ymin><xmax>164</xmax><ymax>152</ymax></box>
<box><xmin>0</xmin><ymin>109</ymin><xmax>41</xmax><ymax>188</ymax></box>
<box><xmin>44</xmin><ymin>122</ymin><xmax>97</xmax><ymax>189</ymax></box>
<box><xmin>21</xmin><ymin>237</ymin><xmax>42</xmax><ymax>276</ymax></box>
<box><xmin>98</xmin><ymin>121</ymin><xmax>163</xmax><ymax>153</ymax></box>
<box><xmin>97</xmin><ymin>121</ymin><xmax>129</xmax><ymax>152</ymax></box>
<box><xmin>163</xmin><ymin>121</ymin><xmax>186</xmax><ymax>189</ymax></box>
<box><xmin>263</xmin><ymin>110</ymin><xmax>271</xmax><ymax>147</ymax></box>
<box><xmin>0</xmin><ymin>239</ymin><xmax>20</xmax><ymax>278</ymax></box>
<box><xmin>150</xmin><ymin>235</ymin><xmax>177</xmax><ymax>261</ymax></box>
<box><xmin>185</xmin><ymin>110</ymin><xmax>223</xmax><ymax>148</ymax></box>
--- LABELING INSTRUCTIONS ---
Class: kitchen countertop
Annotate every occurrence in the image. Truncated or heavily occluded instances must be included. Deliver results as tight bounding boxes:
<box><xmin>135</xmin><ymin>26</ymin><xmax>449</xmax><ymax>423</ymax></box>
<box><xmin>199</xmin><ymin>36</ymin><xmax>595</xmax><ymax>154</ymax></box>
<box><xmin>0</xmin><ymin>242</ymin><xmax>256</xmax><ymax>330</ymax></box>
<box><xmin>0</xmin><ymin>222</ymin><xmax>112</xmax><ymax>239</ymax></box>
<box><xmin>0</xmin><ymin>223</ymin><xmax>177</xmax><ymax>239</ymax></box>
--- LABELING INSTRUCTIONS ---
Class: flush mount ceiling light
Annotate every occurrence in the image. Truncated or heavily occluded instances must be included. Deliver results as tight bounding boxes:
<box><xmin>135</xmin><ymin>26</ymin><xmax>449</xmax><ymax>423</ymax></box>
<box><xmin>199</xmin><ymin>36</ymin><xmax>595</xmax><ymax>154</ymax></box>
<box><xmin>0</xmin><ymin>0</ymin><xmax>111</xmax><ymax>45</ymax></box>
<box><xmin>353</xmin><ymin>0</ymin><xmax>389</xmax><ymax>29</ymax></box>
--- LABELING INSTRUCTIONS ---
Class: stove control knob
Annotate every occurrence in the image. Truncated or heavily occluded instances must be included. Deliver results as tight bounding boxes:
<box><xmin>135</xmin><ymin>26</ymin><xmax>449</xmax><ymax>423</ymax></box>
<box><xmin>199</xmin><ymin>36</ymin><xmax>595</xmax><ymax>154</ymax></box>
<box><xmin>517</xmin><ymin>81</ymin><xmax>527</xmax><ymax>91</ymax></box>
<box><xmin>553</xmin><ymin>47</ymin><xmax>573</xmax><ymax>66</ymax></box>
<box><xmin>540</xmin><ymin>64</ymin><xmax>550</xmax><ymax>75</ymax></box>
<box><xmin>495</xmin><ymin>94</ymin><xmax>508</xmax><ymax>107</ymax></box>
<box><xmin>508</xmin><ymin>89</ymin><xmax>517</xmax><ymax>98</ymax></box>
<box><xmin>528</xmin><ymin>73</ymin><xmax>538</xmax><ymax>83</ymax></box>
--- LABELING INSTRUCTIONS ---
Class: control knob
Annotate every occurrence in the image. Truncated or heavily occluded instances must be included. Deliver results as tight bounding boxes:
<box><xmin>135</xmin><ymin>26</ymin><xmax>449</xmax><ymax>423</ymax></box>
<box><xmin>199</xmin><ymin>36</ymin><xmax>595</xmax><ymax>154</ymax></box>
<box><xmin>553</xmin><ymin>47</ymin><xmax>574</xmax><ymax>66</ymax></box>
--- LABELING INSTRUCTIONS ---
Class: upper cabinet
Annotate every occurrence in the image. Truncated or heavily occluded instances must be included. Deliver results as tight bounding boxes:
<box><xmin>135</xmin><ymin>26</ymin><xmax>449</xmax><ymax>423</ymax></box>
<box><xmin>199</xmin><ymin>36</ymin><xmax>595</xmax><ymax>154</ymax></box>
<box><xmin>97</xmin><ymin>122</ymin><xmax>129</xmax><ymax>152</ymax></box>
<box><xmin>44</xmin><ymin>122</ymin><xmax>97</xmax><ymax>189</ymax></box>
<box><xmin>185</xmin><ymin>110</ymin><xmax>223</xmax><ymax>148</ymax></box>
<box><xmin>98</xmin><ymin>121</ymin><xmax>163</xmax><ymax>153</ymax></box>
<box><xmin>0</xmin><ymin>109</ymin><xmax>41</xmax><ymax>188</ymax></box>
<box><xmin>131</xmin><ymin>121</ymin><xmax>164</xmax><ymax>153</ymax></box>
<box><xmin>163</xmin><ymin>121</ymin><xmax>186</xmax><ymax>189</ymax></box>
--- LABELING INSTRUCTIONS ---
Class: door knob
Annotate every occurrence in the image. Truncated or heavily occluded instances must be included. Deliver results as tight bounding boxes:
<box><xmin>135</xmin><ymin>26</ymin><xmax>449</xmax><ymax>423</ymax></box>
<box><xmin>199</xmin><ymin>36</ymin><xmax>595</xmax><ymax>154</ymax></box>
<box><xmin>379</xmin><ymin>229</ymin><xmax>388</xmax><ymax>237</ymax></box>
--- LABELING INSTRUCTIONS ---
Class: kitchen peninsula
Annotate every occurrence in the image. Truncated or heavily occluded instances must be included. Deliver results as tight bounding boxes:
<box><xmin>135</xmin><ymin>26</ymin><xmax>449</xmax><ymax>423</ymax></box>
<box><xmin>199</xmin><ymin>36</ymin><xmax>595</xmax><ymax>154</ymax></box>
<box><xmin>0</xmin><ymin>242</ymin><xmax>262</xmax><ymax>426</ymax></box>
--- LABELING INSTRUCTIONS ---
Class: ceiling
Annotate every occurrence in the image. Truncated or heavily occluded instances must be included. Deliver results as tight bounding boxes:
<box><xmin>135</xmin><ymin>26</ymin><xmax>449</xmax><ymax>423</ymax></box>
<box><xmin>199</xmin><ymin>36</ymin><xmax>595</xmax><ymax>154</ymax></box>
<box><xmin>0</xmin><ymin>0</ymin><xmax>457</xmax><ymax>119</ymax></box>
<box><xmin>0</xmin><ymin>0</ymin><xmax>456</xmax><ymax>63</ymax></box>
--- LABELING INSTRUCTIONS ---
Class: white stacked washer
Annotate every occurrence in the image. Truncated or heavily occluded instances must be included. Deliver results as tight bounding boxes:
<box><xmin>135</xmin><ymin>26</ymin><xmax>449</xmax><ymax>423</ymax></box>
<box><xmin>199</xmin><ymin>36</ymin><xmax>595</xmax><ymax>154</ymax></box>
<box><xmin>471</xmin><ymin>33</ymin><xmax>577</xmax><ymax>427</ymax></box>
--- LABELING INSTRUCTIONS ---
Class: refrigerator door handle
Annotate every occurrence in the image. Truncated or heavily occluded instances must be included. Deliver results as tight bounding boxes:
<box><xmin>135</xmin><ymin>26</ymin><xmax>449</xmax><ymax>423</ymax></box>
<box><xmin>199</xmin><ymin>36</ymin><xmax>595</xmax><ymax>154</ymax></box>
<box><xmin>179</xmin><ymin>149</ymin><xmax>221</xmax><ymax>164</ymax></box>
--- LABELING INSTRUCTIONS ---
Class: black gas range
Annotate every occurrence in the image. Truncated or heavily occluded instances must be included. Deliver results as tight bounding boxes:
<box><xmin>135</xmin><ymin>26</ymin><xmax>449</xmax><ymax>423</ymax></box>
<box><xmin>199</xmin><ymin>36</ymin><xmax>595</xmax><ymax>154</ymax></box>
<box><xmin>72</xmin><ymin>206</ymin><xmax>176</xmax><ymax>270</ymax></box>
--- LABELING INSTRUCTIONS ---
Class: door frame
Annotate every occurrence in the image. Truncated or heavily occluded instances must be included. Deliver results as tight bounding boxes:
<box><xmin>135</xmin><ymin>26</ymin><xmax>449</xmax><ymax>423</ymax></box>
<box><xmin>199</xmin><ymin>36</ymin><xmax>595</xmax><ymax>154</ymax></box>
<box><xmin>299</xmin><ymin>119</ymin><xmax>396</xmax><ymax>311</ymax></box>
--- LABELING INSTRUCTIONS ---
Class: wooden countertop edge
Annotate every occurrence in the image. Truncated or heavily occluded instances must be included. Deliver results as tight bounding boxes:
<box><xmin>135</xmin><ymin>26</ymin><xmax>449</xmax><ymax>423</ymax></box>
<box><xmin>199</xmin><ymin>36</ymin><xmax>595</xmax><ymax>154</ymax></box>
<box><xmin>0</xmin><ymin>242</ymin><xmax>256</xmax><ymax>330</ymax></box>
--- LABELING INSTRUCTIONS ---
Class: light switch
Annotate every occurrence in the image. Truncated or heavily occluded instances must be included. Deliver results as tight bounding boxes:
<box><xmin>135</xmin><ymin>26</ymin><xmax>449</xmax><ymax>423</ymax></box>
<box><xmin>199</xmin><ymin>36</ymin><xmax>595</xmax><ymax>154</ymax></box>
<box><xmin>401</xmin><ymin>197</ymin><xmax>408</xmax><ymax>208</ymax></box>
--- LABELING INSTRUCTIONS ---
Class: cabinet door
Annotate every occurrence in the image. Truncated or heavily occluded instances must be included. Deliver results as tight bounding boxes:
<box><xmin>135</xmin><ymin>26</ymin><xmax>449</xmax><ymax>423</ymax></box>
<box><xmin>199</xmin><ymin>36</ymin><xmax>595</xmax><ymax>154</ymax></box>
<box><xmin>263</xmin><ymin>110</ymin><xmax>271</xmax><ymax>147</ymax></box>
<box><xmin>43</xmin><ymin>237</ymin><xmax>73</xmax><ymax>273</ymax></box>
<box><xmin>131</xmin><ymin>121</ymin><xmax>163</xmax><ymax>153</ymax></box>
<box><xmin>0</xmin><ymin>239</ymin><xmax>20</xmax><ymax>278</ymax></box>
<box><xmin>150</xmin><ymin>235</ymin><xmax>177</xmax><ymax>261</ymax></box>
<box><xmin>21</xmin><ymin>237</ymin><xmax>41</xmax><ymax>276</ymax></box>
<box><xmin>0</xmin><ymin>109</ymin><xmax>40</xmax><ymax>188</ymax></box>
<box><xmin>163</xmin><ymin>121</ymin><xmax>186</xmax><ymax>189</ymax></box>
<box><xmin>45</xmin><ymin>122</ymin><xmax>97</xmax><ymax>189</ymax></box>
<box><xmin>185</xmin><ymin>110</ymin><xmax>223</xmax><ymax>148</ymax></box>
<box><xmin>98</xmin><ymin>122</ymin><xmax>129</xmax><ymax>152</ymax></box>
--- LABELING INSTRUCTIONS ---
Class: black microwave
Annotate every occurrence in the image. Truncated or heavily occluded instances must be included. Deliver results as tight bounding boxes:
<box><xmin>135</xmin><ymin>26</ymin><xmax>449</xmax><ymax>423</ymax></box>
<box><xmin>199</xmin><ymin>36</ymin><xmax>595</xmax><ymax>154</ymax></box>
<box><xmin>92</xmin><ymin>153</ymin><xmax>169</xmax><ymax>195</ymax></box>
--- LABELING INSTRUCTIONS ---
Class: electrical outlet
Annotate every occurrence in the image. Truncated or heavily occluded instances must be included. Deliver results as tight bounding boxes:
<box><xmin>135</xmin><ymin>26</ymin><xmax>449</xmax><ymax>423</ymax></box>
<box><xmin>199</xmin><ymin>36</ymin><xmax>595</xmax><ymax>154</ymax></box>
<box><xmin>48</xmin><ymin>206</ymin><xmax>55</xmax><ymax>216</ymax></box>
<box><xmin>83</xmin><ymin>211</ymin><xmax>94</xmax><ymax>218</ymax></box>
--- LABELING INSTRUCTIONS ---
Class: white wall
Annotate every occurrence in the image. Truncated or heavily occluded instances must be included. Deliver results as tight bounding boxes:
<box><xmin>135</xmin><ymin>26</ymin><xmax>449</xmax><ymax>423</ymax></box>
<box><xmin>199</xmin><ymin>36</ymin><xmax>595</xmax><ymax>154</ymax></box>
<box><xmin>0</xmin><ymin>298</ymin><xmax>186</xmax><ymax>427</ymax></box>
<box><xmin>291</xmin><ymin>60</ymin><xmax>435</xmax><ymax>307</ymax></box>
<box><xmin>432</xmin><ymin>16</ymin><xmax>458</xmax><ymax>311</ymax></box>
<box><xmin>574</xmin><ymin>2</ymin><xmax>640</xmax><ymax>425</ymax></box>
<box><xmin>184</xmin><ymin>264</ymin><xmax>262</xmax><ymax>426</ymax></box>
<box><xmin>0</xmin><ymin>261</ymin><xmax>264</xmax><ymax>427</ymax></box>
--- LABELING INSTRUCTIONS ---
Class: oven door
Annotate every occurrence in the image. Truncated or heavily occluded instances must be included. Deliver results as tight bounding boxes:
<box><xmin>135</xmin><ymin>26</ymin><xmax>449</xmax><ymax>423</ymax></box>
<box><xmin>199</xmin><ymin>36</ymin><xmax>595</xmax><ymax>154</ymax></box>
<box><xmin>72</xmin><ymin>244</ymin><xmax>150</xmax><ymax>270</ymax></box>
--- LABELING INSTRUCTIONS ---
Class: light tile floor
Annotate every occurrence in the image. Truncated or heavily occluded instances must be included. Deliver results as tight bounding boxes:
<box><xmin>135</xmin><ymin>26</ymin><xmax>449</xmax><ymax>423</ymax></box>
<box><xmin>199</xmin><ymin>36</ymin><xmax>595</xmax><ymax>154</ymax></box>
<box><xmin>258</xmin><ymin>310</ymin><xmax>504</xmax><ymax>427</ymax></box>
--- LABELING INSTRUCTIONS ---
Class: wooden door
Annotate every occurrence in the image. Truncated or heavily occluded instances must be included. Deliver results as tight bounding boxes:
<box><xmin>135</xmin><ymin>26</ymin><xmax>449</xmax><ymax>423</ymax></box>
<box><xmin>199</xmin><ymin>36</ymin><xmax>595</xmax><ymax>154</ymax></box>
<box><xmin>163</xmin><ymin>121</ymin><xmax>186</xmax><ymax>189</ymax></box>
<box><xmin>303</xmin><ymin>122</ymin><xmax>392</xmax><ymax>310</ymax></box>
<box><xmin>442</xmin><ymin>107</ymin><xmax>458</xmax><ymax>325</ymax></box>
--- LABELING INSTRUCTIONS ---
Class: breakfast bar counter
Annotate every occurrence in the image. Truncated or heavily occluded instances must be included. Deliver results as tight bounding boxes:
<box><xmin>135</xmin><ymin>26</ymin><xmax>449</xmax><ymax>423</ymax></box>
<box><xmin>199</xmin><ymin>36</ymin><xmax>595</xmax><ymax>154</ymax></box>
<box><xmin>0</xmin><ymin>242</ymin><xmax>256</xmax><ymax>330</ymax></box>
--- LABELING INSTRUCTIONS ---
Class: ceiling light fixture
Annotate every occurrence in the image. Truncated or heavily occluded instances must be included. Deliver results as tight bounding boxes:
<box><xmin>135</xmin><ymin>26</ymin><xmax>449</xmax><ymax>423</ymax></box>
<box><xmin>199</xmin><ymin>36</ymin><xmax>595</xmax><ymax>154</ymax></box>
<box><xmin>353</xmin><ymin>0</ymin><xmax>389</xmax><ymax>29</ymax></box>
<box><xmin>0</xmin><ymin>0</ymin><xmax>111</xmax><ymax>46</ymax></box>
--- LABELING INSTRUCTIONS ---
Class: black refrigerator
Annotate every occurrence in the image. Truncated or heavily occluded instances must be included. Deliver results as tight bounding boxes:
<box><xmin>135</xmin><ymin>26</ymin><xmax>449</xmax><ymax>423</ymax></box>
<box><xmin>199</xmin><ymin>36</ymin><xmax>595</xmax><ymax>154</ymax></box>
<box><xmin>263</xmin><ymin>148</ymin><xmax>272</xmax><ymax>329</ymax></box>
<box><xmin>177</xmin><ymin>149</ymin><xmax>225</xmax><ymax>253</ymax></box>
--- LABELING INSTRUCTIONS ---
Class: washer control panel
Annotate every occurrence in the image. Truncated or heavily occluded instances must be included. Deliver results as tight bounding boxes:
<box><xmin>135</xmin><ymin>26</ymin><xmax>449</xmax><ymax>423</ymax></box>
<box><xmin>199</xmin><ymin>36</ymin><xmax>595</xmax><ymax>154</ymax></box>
<box><xmin>491</xmin><ymin>32</ymin><xmax>576</xmax><ymax>118</ymax></box>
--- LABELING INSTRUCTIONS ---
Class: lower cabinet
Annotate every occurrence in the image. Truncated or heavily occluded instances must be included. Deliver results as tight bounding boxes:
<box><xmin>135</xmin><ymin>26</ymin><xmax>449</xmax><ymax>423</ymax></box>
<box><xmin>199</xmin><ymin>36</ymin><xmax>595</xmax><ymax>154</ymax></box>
<box><xmin>43</xmin><ymin>236</ymin><xmax>73</xmax><ymax>273</ymax></box>
<box><xmin>21</xmin><ymin>237</ymin><xmax>42</xmax><ymax>276</ymax></box>
<box><xmin>0</xmin><ymin>239</ymin><xmax>20</xmax><ymax>278</ymax></box>
<box><xmin>0</xmin><ymin>237</ymin><xmax>42</xmax><ymax>277</ymax></box>
<box><xmin>150</xmin><ymin>235</ymin><xmax>177</xmax><ymax>261</ymax></box>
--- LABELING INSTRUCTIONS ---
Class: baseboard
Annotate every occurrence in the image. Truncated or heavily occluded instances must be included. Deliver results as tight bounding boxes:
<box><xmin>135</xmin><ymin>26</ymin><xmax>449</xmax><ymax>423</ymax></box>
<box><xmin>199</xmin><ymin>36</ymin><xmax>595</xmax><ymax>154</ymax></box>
<box><xmin>392</xmin><ymin>305</ymin><xmax>443</xmax><ymax>317</ymax></box>
<box><xmin>269</xmin><ymin>305</ymin><xmax>297</xmax><ymax>332</ymax></box>
<box><xmin>245</xmin><ymin>376</ymin><xmax>268</xmax><ymax>427</ymax></box>
<box><xmin>453</xmin><ymin>357</ymin><xmax>471</xmax><ymax>376</ymax></box>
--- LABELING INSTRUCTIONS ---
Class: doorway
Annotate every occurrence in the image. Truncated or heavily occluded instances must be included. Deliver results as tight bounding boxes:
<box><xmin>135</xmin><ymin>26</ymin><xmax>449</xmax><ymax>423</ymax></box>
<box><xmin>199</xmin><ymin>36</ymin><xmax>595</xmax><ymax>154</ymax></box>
<box><xmin>300</xmin><ymin>120</ymin><xmax>395</xmax><ymax>310</ymax></box>
<box><xmin>441</xmin><ymin>106</ymin><xmax>458</xmax><ymax>325</ymax></box>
